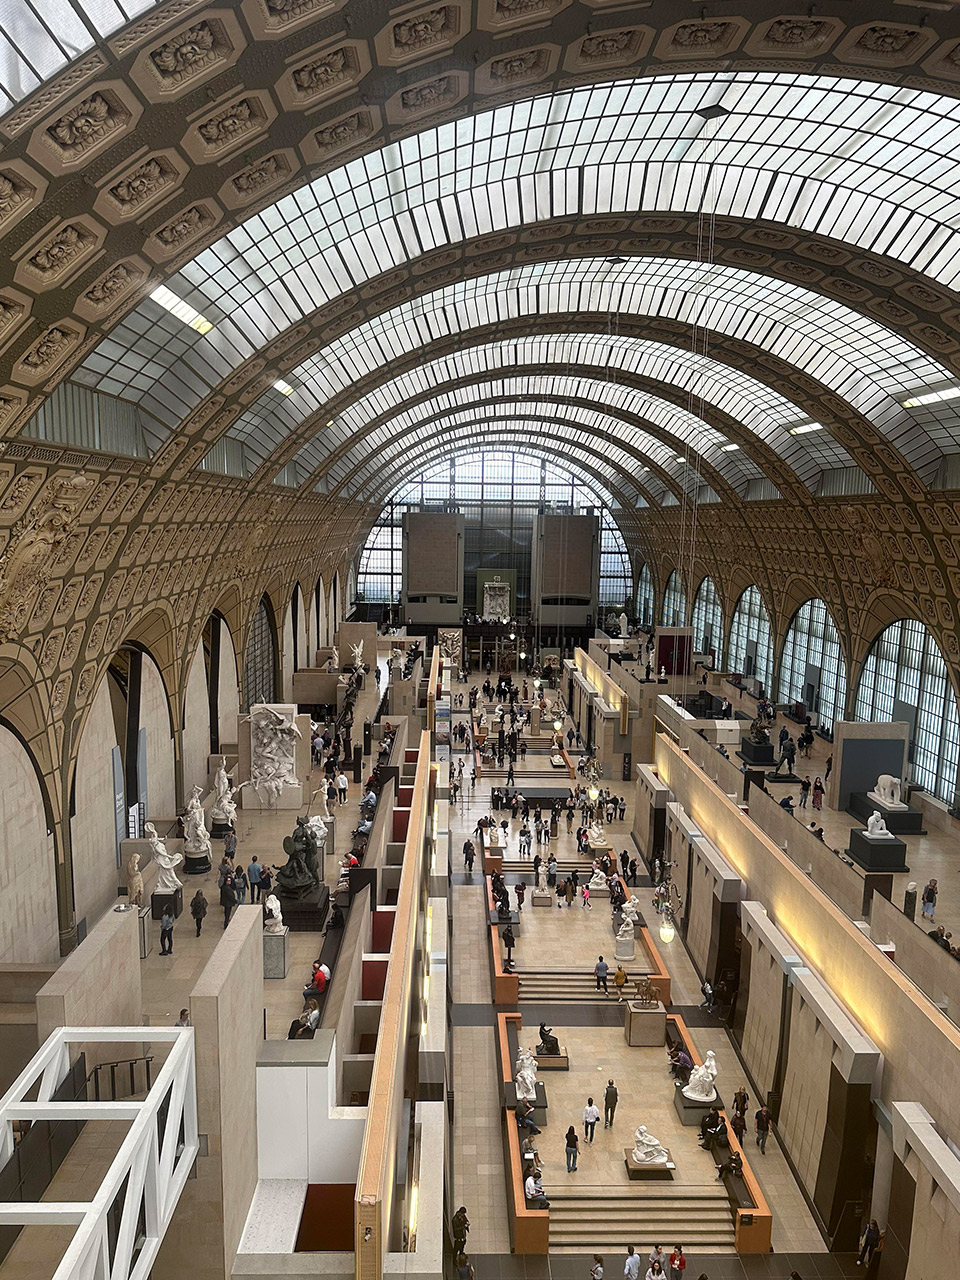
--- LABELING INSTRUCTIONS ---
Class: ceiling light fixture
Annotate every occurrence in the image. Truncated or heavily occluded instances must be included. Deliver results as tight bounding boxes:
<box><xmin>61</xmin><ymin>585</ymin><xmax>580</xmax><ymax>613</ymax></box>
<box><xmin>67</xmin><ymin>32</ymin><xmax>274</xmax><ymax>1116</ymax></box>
<box><xmin>150</xmin><ymin>285</ymin><xmax>214</xmax><ymax>335</ymax></box>
<box><xmin>788</xmin><ymin>422</ymin><xmax>824</xmax><ymax>436</ymax></box>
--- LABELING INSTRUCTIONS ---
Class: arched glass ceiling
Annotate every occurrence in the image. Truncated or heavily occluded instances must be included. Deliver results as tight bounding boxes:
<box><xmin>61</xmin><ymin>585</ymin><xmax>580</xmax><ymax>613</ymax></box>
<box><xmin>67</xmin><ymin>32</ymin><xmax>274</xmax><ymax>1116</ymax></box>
<box><xmin>346</xmin><ymin>424</ymin><xmax>647</xmax><ymax>511</ymax></box>
<box><xmin>75</xmin><ymin>71</ymin><xmax>960</xmax><ymax>435</ymax></box>
<box><xmin>208</xmin><ymin>257</ymin><xmax>949</xmax><ymax>482</ymax></box>
<box><xmin>262</xmin><ymin>378</ymin><xmax>767</xmax><ymax>496</ymax></box>
<box><xmin>265</xmin><ymin>335</ymin><xmax>857</xmax><ymax>489</ymax></box>
<box><xmin>0</xmin><ymin>0</ymin><xmax>158</xmax><ymax>114</ymax></box>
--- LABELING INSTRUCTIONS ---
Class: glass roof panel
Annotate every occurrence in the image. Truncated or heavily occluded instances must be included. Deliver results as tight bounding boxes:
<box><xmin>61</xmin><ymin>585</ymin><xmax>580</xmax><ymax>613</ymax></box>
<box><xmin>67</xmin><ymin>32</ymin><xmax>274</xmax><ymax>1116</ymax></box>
<box><xmin>76</xmin><ymin>70</ymin><xmax>960</xmax><ymax>449</ymax></box>
<box><xmin>216</xmin><ymin>258</ymin><xmax>942</xmax><ymax>475</ymax></box>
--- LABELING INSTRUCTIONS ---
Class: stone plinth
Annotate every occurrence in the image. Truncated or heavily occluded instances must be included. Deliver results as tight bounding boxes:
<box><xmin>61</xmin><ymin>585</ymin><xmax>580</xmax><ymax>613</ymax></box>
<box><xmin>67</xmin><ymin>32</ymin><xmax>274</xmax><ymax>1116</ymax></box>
<box><xmin>848</xmin><ymin>791</ymin><xmax>924</xmax><ymax>835</ymax></box>
<box><xmin>588</xmin><ymin>839</ymin><xmax>613</xmax><ymax>859</ymax></box>
<box><xmin>531</xmin><ymin>890</ymin><xmax>553</xmax><ymax>907</ymax></box>
<box><xmin>263</xmin><ymin>926</ymin><xmax>290</xmax><ymax>979</ymax></box>
<box><xmin>624</xmin><ymin>1000</ymin><xmax>667</xmax><ymax>1046</ymax></box>
<box><xmin>849</xmin><ymin>828</ymin><xmax>910</xmax><ymax>873</ymax></box>
<box><xmin>624</xmin><ymin>1148</ymin><xmax>675</xmax><ymax>1179</ymax></box>
<box><xmin>490</xmin><ymin>908</ymin><xmax>521</xmax><ymax>934</ymax></box>
<box><xmin>184</xmin><ymin>843</ymin><xmax>212</xmax><ymax>875</ymax></box>
<box><xmin>737</xmin><ymin>738</ymin><xmax>774</xmax><ymax>765</ymax></box>
<box><xmin>504</xmin><ymin>1080</ymin><xmax>548</xmax><ymax>1127</ymax></box>
<box><xmin>276</xmin><ymin>884</ymin><xmax>329</xmax><ymax>932</ymax></box>
<box><xmin>673</xmin><ymin>1085</ymin><xmax>722</xmax><ymax>1126</ymax></box>
<box><xmin>151</xmin><ymin>885</ymin><xmax>183</xmax><ymax>921</ymax></box>
<box><xmin>615</xmin><ymin>935</ymin><xmax>636</xmax><ymax>962</ymax></box>
<box><xmin>534</xmin><ymin>1049</ymin><xmax>569</xmax><ymax>1070</ymax></box>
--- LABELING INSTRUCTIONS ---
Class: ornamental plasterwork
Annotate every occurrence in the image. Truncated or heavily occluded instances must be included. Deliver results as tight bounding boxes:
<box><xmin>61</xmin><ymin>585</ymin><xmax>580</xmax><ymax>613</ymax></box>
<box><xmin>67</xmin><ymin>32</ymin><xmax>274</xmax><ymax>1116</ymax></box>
<box><xmin>836</xmin><ymin>23</ymin><xmax>938</xmax><ymax>68</ymax></box>
<box><xmin>477</xmin><ymin>46</ymin><xmax>557</xmax><ymax>91</ymax></box>
<box><xmin>221</xmin><ymin>152</ymin><xmax>295</xmax><ymax>209</ymax></box>
<box><xmin>477</xmin><ymin>0</ymin><xmax>571</xmax><ymax>31</ymax></box>
<box><xmin>378</xmin><ymin>5</ymin><xmax>464</xmax><ymax>64</ymax></box>
<box><xmin>36</xmin><ymin>86</ymin><xmax>139</xmax><ymax>170</ymax></box>
<box><xmin>77</xmin><ymin>260</ymin><xmax>147</xmax><ymax>319</ymax></box>
<box><xmin>188</xmin><ymin>94</ymin><xmax>275</xmax><ymax>161</ymax></box>
<box><xmin>387</xmin><ymin>74</ymin><xmax>466</xmax><ymax>122</ymax></box>
<box><xmin>564</xmin><ymin>27</ymin><xmax>651</xmax><ymax>71</ymax></box>
<box><xmin>18</xmin><ymin>221</ymin><xmax>101</xmax><ymax>288</ymax></box>
<box><xmin>744</xmin><ymin>17</ymin><xmax>843</xmax><ymax>59</ymax></box>
<box><xmin>242</xmin><ymin>0</ymin><xmax>344</xmax><ymax>38</ymax></box>
<box><xmin>147</xmin><ymin>203</ymin><xmax>220</xmax><ymax>261</ymax></box>
<box><xmin>288</xmin><ymin>46</ymin><xmax>361</xmax><ymax>106</ymax></box>
<box><xmin>304</xmin><ymin>109</ymin><xmax>380</xmax><ymax>160</ymax></box>
<box><xmin>99</xmin><ymin>154</ymin><xmax>182</xmax><ymax>220</ymax></box>
<box><xmin>655</xmin><ymin>19</ymin><xmax>749</xmax><ymax>60</ymax></box>
<box><xmin>131</xmin><ymin>14</ymin><xmax>244</xmax><ymax>97</ymax></box>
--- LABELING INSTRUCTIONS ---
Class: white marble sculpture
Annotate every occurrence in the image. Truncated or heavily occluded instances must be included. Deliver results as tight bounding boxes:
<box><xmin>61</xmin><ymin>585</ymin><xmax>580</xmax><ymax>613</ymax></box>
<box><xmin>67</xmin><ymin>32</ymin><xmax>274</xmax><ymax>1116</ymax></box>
<box><xmin>868</xmin><ymin>774</ymin><xmax>907</xmax><ymax>809</ymax></box>
<box><xmin>659</xmin><ymin>666</ymin><xmax>666</xmax><ymax>680</ymax></box>
<box><xmin>351</xmin><ymin>639</ymin><xmax>364</xmax><ymax>670</ymax></box>
<box><xmin>263</xmin><ymin>894</ymin><xmax>284</xmax><ymax>934</ymax></box>
<box><xmin>617</xmin><ymin>916</ymin><xmax>636</xmax><ymax>941</ymax></box>
<box><xmin>184</xmin><ymin>783</ymin><xmax>214</xmax><ymax>859</ymax></box>
<box><xmin>126</xmin><ymin>852</ymin><xmax>143</xmax><ymax>907</ymax></box>
<box><xmin>146</xmin><ymin>822</ymin><xmax>182</xmax><ymax>893</ymax></box>
<box><xmin>391</xmin><ymin>647</ymin><xmax>403</xmax><ymax>666</ymax></box>
<box><xmin>588</xmin><ymin>820</ymin><xmax>606</xmax><ymax>846</ymax></box>
<box><xmin>515</xmin><ymin>1046</ymin><xmax>539</xmax><ymax>1102</ymax></box>
<box><xmin>682</xmin><ymin>1050</ymin><xmax>719</xmax><ymax>1102</ymax></box>
<box><xmin>621</xmin><ymin>896</ymin><xmax>641</xmax><ymax>926</ymax></box>
<box><xmin>866</xmin><ymin>811</ymin><xmax>896</xmax><ymax>839</ymax></box>
<box><xmin>210</xmin><ymin>759</ymin><xmax>237</xmax><ymax>827</ymax></box>
<box><xmin>589</xmin><ymin>865</ymin><xmax>609</xmax><ymax>890</ymax></box>
<box><xmin>631</xmin><ymin>1126</ymin><xmax>670</xmax><ymax>1164</ymax></box>
<box><xmin>247</xmin><ymin>703</ymin><xmax>300</xmax><ymax>805</ymax></box>
<box><xmin>305</xmin><ymin>814</ymin><xmax>330</xmax><ymax>853</ymax></box>
<box><xmin>312</xmin><ymin>784</ymin><xmax>331</xmax><ymax>819</ymax></box>
<box><xmin>331</xmin><ymin>645</ymin><xmax>339</xmax><ymax>670</ymax></box>
<box><xmin>536</xmin><ymin>864</ymin><xmax>547</xmax><ymax>891</ymax></box>
<box><xmin>619</xmin><ymin>612</ymin><xmax>628</xmax><ymax>637</ymax></box>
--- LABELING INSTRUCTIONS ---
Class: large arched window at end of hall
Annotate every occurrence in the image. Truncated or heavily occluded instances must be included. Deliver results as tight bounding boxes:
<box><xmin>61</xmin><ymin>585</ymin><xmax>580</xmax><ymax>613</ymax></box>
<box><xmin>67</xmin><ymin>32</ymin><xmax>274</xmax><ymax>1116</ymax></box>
<box><xmin>691</xmin><ymin>578</ymin><xmax>724</xmax><ymax>659</ymax></box>
<box><xmin>727</xmin><ymin>586</ymin><xmax>774</xmax><ymax>692</ymax></box>
<box><xmin>636</xmin><ymin>564</ymin><xmax>654</xmax><ymax>628</ymax></box>
<box><xmin>661</xmin><ymin>570</ymin><xmax>686</xmax><ymax>627</ymax></box>
<box><xmin>854</xmin><ymin>619</ymin><xmax>960</xmax><ymax>804</ymax></box>
<box><xmin>778</xmin><ymin>599</ymin><xmax>847</xmax><ymax>733</ymax></box>
<box><xmin>242</xmin><ymin>596</ymin><xmax>278</xmax><ymax>711</ymax></box>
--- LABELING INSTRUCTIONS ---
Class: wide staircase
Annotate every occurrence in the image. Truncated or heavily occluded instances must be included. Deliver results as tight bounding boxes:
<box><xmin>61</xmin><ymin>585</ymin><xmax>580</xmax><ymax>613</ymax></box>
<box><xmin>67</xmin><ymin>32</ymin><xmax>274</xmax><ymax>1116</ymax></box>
<box><xmin>548</xmin><ymin>1182</ymin><xmax>737</xmax><ymax>1253</ymax></box>
<box><xmin>517</xmin><ymin>965</ymin><xmax>650</xmax><ymax>1003</ymax></box>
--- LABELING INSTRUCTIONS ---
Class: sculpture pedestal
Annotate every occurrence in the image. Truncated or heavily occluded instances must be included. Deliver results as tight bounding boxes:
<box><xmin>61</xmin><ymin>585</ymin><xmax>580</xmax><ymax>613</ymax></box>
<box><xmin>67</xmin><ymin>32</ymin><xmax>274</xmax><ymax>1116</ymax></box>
<box><xmin>489</xmin><ymin>908</ymin><xmax>521</xmax><ymax>935</ymax></box>
<box><xmin>209</xmin><ymin>816</ymin><xmax>233</xmax><ymax>839</ymax></box>
<box><xmin>184</xmin><ymin>845</ymin><xmax>212</xmax><ymax>875</ymax></box>
<box><xmin>504</xmin><ymin>1081</ymin><xmax>548</xmax><ymax>1127</ymax></box>
<box><xmin>531</xmin><ymin>890</ymin><xmax>553</xmax><ymax>907</ymax></box>
<box><xmin>614</xmin><ymin>935</ymin><xmax>636</xmax><ymax>962</ymax></box>
<box><xmin>848</xmin><ymin>829</ymin><xmax>909</xmax><ymax>873</ymax></box>
<box><xmin>275</xmin><ymin>884</ymin><xmax>329</xmax><ymax>932</ymax></box>
<box><xmin>737</xmin><ymin>738</ymin><xmax>774</xmax><ymax>765</ymax></box>
<box><xmin>674</xmin><ymin>1086</ymin><xmax>722</xmax><ymax>1126</ymax></box>
<box><xmin>534</xmin><ymin>1049</ymin><xmax>568</xmax><ymax>1070</ymax></box>
<box><xmin>848</xmin><ymin>791</ymin><xmax>924</xmax><ymax>834</ymax></box>
<box><xmin>587</xmin><ymin>883</ymin><xmax>610</xmax><ymax>898</ymax></box>
<box><xmin>242</xmin><ymin>782</ymin><xmax>303</xmax><ymax>811</ymax></box>
<box><xmin>588</xmin><ymin>839</ymin><xmax>613</xmax><ymax>859</ymax></box>
<box><xmin>263</xmin><ymin>926</ymin><xmax>290</xmax><ymax>979</ymax></box>
<box><xmin>151</xmin><ymin>886</ymin><xmax>183</xmax><ymax>921</ymax></box>
<box><xmin>624</xmin><ymin>1148</ymin><xmax>674</xmax><ymax>1179</ymax></box>
<box><xmin>764</xmin><ymin>770</ymin><xmax>800</xmax><ymax>783</ymax></box>
<box><xmin>624</xmin><ymin>1000</ymin><xmax>666</xmax><ymax>1046</ymax></box>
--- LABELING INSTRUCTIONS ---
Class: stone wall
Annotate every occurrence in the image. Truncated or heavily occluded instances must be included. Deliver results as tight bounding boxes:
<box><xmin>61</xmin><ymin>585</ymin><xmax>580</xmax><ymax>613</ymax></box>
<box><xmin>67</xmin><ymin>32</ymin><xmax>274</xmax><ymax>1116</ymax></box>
<box><xmin>142</xmin><ymin>651</ymin><xmax>176</xmax><ymax>819</ymax></box>
<box><xmin>182</xmin><ymin>641</ymin><xmax>211</xmax><ymax>797</ymax></box>
<box><xmin>0</xmin><ymin>725</ymin><xmax>58</xmax><ymax>963</ymax></box>
<box><xmin>70</xmin><ymin>675</ymin><xmax>122</xmax><ymax>936</ymax></box>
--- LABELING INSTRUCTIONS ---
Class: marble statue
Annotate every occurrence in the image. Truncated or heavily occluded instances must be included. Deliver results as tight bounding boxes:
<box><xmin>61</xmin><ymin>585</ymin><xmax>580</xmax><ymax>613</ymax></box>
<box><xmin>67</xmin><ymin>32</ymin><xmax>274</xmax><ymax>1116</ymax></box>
<box><xmin>682</xmin><ymin>1049</ymin><xmax>719</xmax><ymax>1102</ymax></box>
<box><xmin>550</xmin><ymin>752</ymin><xmax>565</xmax><ymax>767</ymax></box>
<box><xmin>391</xmin><ymin>647</ymin><xmax>403</xmax><ymax>666</ymax></box>
<box><xmin>184</xmin><ymin>783</ymin><xmax>214</xmax><ymax>857</ymax></box>
<box><xmin>616</xmin><ymin>916</ymin><xmax>635</xmax><ymax>941</ymax></box>
<box><xmin>659</xmin><ymin>666</ymin><xmax>666</xmax><ymax>680</ymax></box>
<box><xmin>305</xmin><ymin>813</ymin><xmax>329</xmax><ymax>855</ymax></box>
<box><xmin>536</xmin><ymin>863</ymin><xmax>547</xmax><ymax>891</ymax></box>
<box><xmin>146</xmin><ymin>822</ymin><xmax>182</xmax><ymax>893</ymax></box>
<box><xmin>263</xmin><ymin>894</ymin><xmax>284</xmax><ymax>934</ymax></box>
<box><xmin>246</xmin><ymin>703</ymin><xmax>300</xmax><ymax>804</ymax></box>
<box><xmin>866</xmin><ymin>811</ymin><xmax>895</xmax><ymax>839</ymax></box>
<box><xmin>331</xmin><ymin>645</ymin><xmax>339</xmax><ymax>670</ymax></box>
<box><xmin>537</xmin><ymin>1023</ymin><xmax>560</xmax><ymax>1055</ymax></box>
<box><xmin>312</xmin><ymin>784</ymin><xmax>331</xmax><ymax>819</ymax></box>
<box><xmin>210</xmin><ymin>759</ymin><xmax>238</xmax><ymax>828</ymax></box>
<box><xmin>350</xmin><ymin>639</ymin><xmax>364</xmax><ymax>670</ymax></box>
<box><xmin>275</xmin><ymin>816</ymin><xmax>320</xmax><ymax>900</ymax></box>
<box><xmin>619</xmin><ymin>612</ymin><xmax>628</xmax><ymax>637</ymax></box>
<box><xmin>620</xmin><ymin>895</ymin><xmax>641</xmax><ymax>926</ymax></box>
<box><xmin>631</xmin><ymin>1126</ymin><xmax>670</xmax><ymax>1164</ymax></box>
<box><xmin>587</xmin><ymin>820</ymin><xmax>605</xmax><ymax>846</ymax></box>
<box><xmin>588</xmin><ymin>865</ymin><xmax>609</xmax><ymax>891</ymax></box>
<box><xmin>126</xmin><ymin>852</ymin><xmax>143</xmax><ymax>907</ymax></box>
<box><xmin>514</xmin><ymin>1046</ymin><xmax>539</xmax><ymax>1102</ymax></box>
<box><xmin>869</xmin><ymin>774</ymin><xmax>907</xmax><ymax>809</ymax></box>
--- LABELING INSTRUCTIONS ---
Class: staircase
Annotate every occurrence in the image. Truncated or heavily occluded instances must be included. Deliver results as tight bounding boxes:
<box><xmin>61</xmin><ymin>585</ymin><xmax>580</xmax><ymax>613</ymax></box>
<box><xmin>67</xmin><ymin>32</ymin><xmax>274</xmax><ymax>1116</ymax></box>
<box><xmin>517</xmin><ymin>967</ymin><xmax>650</xmax><ymax>1003</ymax></box>
<box><xmin>500</xmin><ymin>857</ymin><xmax>590</xmax><ymax>874</ymax></box>
<box><xmin>548</xmin><ymin>1183</ymin><xmax>737</xmax><ymax>1253</ymax></box>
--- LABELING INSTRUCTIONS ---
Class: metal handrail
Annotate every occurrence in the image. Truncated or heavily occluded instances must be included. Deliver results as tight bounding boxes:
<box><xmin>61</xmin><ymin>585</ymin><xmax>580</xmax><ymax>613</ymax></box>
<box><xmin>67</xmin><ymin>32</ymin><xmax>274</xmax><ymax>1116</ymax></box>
<box><xmin>86</xmin><ymin>1054</ymin><xmax>155</xmax><ymax>1101</ymax></box>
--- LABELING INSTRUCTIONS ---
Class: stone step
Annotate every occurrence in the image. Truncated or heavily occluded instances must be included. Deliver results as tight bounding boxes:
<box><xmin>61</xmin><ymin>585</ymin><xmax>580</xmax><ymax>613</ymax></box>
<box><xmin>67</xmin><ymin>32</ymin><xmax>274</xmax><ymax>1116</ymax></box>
<box><xmin>547</xmin><ymin>1184</ymin><xmax>730</xmax><ymax>1201</ymax></box>
<box><xmin>548</xmin><ymin>1186</ymin><xmax>736</xmax><ymax>1254</ymax></box>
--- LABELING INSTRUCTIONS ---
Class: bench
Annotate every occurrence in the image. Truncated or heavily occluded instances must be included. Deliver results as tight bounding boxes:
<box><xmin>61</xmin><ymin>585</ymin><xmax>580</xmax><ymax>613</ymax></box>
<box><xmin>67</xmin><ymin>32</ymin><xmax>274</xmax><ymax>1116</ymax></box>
<box><xmin>496</xmin><ymin>1013</ymin><xmax>549</xmax><ymax>1254</ymax></box>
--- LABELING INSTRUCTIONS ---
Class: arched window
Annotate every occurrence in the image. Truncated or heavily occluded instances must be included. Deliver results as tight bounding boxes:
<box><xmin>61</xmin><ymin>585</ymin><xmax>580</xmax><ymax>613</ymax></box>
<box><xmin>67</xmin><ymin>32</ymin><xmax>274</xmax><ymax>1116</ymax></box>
<box><xmin>661</xmin><ymin>570</ymin><xmax>686</xmax><ymax>627</ymax></box>
<box><xmin>691</xmin><ymin>578</ymin><xmax>723</xmax><ymax>657</ymax></box>
<box><xmin>243</xmin><ymin>596</ymin><xmax>278</xmax><ymax>710</ymax></box>
<box><xmin>636</xmin><ymin>564</ymin><xmax>654</xmax><ymax>627</ymax></box>
<box><xmin>779</xmin><ymin>599</ymin><xmax>847</xmax><ymax>732</ymax></box>
<box><xmin>727</xmin><ymin>586</ymin><xmax>773</xmax><ymax>691</ymax></box>
<box><xmin>855</xmin><ymin>619</ymin><xmax>960</xmax><ymax>803</ymax></box>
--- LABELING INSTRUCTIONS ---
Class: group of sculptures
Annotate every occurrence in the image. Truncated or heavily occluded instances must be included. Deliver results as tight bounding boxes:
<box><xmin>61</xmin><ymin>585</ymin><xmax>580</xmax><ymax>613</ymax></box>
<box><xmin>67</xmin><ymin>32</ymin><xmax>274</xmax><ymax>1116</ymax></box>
<box><xmin>125</xmin><ymin>822</ymin><xmax>183</xmax><ymax>905</ymax></box>
<box><xmin>246</xmin><ymin>703</ymin><xmax>301</xmax><ymax>805</ymax></box>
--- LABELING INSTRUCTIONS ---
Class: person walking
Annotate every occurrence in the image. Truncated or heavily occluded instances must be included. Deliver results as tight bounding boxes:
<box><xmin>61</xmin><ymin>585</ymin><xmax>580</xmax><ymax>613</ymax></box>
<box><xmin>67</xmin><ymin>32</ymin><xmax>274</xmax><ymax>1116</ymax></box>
<box><xmin>590</xmin><ymin>1256</ymin><xmax>604</xmax><ymax>1280</ymax></box>
<box><xmin>223</xmin><ymin>828</ymin><xmax>237</xmax><ymax>861</ymax></box>
<box><xmin>755</xmin><ymin>1105</ymin><xmax>771</xmax><ymax>1155</ymax></box>
<box><xmin>463</xmin><ymin>839</ymin><xmax>476</xmax><ymax>871</ymax></box>
<box><xmin>668</xmin><ymin>1246</ymin><xmax>686</xmax><ymax>1280</ymax></box>
<box><xmin>624</xmin><ymin>1246</ymin><xmax>641</xmax><ymax>1280</ymax></box>
<box><xmin>247</xmin><ymin>856</ymin><xmax>262</xmax><ymax>902</ymax></box>
<box><xmin>515</xmin><ymin>882</ymin><xmax>526</xmax><ymax>913</ymax></box>
<box><xmin>583</xmin><ymin>1097</ymin><xmax>600</xmax><ymax>1143</ymax></box>
<box><xmin>620</xmin><ymin>850</ymin><xmax>630</xmax><ymax>878</ymax></box>
<box><xmin>733</xmin><ymin>1085</ymin><xmax>749</xmax><ymax>1116</ymax></box>
<box><xmin>259</xmin><ymin>865</ymin><xmax>273</xmax><ymax>899</ymax></box>
<box><xmin>336</xmin><ymin>770</ymin><xmax>349</xmax><ymax>805</ymax></box>
<box><xmin>646</xmin><ymin>1264</ymin><xmax>665</xmax><ymax>1280</ymax></box>
<box><xmin>190</xmin><ymin>889</ymin><xmax>207</xmax><ymax>937</ymax></box>
<box><xmin>857</xmin><ymin>1218</ymin><xmax>881</xmax><ymax>1268</ymax></box>
<box><xmin>594</xmin><ymin>955</ymin><xmax>609</xmax><ymax>994</ymax></box>
<box><xmin>812</xmin><ymin>776</ymin><xmax>824</xmax><ymax>810</ymax></box>
<box><xmin>565</xmin><ymin>879</ymin><xmax>575</xmax><ymax>908</ymax></box>
<box><xmin>452</xmin><ymin>1205</ymin><xmax>470</xmax><ymax>1256</ymax></box>
<box><xmin>648</xmin><ymin>1246</ymin><xmax>666</xmax><ymax>1273</ymax></box>
<box><xmin>614</xmin><ymin>964</ymin><xmax>628</xmax><ymax>1001</ymax></box>
<box><xmin>799</xmin><ymin>776</ymin><xmax>811</xmax><ymax>808</ymax></box>
<box><xmin>455</xmin><ymin>1254</ymin><xmax>475</xmax><ymax>1280</ymax></box>
<box><xmin>233</xmin><ymin>862</ymin><xmax>248</xmax><ymax>905</ymax></box>
<box><xmin>922</xmin><ymin>879</ymin><xmax>939</xmax><ymax>922</ymax></box>
<box><xmin>581</xmin><ymin>884</ymin><xmax>591</xmax><ymax>910</ymax></box>
<box><xmin>565</xmin><ymin>1125</ymin><xmax>580</xmax><ymax>1171</ymax></box>
<box><xmin>220</xmin><ymin>870</ymin><xmax>236</xmax><ymax>929</ymax></box>
<box><xmin>159</xmin><ymin>909</ymin><xmax>174</xmax><ymax>955</ymax></box>
<box><xmin>629</xmin><ymin>857</ymin><xmax>638</xmax><ymax>885</ymax></box>
<box><xmin>603</xmin><ymin>1079</ymin><xmax>618</xmax><ymax>1128</ymax></box>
